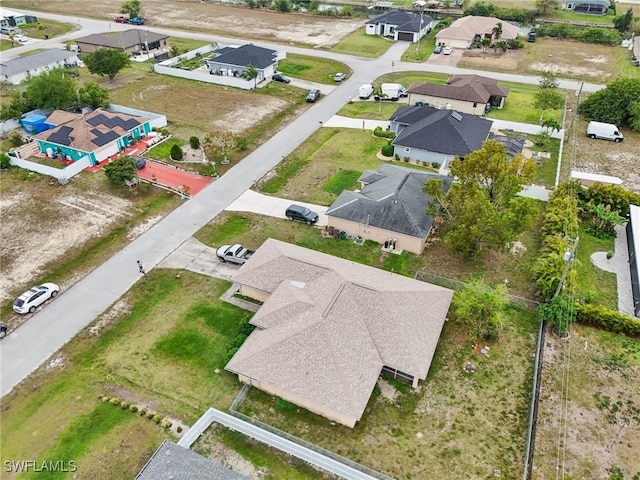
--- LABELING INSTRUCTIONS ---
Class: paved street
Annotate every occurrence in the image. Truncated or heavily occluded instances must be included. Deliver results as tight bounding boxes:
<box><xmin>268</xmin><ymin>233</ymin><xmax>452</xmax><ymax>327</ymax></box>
<box><xmin>0</xmin><ymin>9</ymin><xmax>608</xmax><ymax>397</ymax></box>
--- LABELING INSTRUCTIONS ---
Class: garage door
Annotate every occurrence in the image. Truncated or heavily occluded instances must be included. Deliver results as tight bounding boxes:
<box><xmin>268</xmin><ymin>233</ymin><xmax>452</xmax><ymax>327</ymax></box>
<box><xmin>397</xmin><ymin>32</ymin><xmax>414</xmax><ymax>41</ymax></box>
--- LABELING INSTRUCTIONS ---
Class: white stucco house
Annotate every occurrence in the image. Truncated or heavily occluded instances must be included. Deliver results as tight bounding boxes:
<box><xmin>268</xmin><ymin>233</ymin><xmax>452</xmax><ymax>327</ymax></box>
<box><xmin>0</xmin><ymin>49</ymin><xmax>79</xmax><ymax>85</ymax></box>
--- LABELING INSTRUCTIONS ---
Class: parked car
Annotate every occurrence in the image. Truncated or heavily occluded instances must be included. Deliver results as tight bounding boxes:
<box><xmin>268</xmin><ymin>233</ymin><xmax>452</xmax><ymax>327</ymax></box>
<box><xmin>286</xmin><ymin>204</ymin><xmax>319</xmax><ymax>224</ymax></box>
<box><xmin>1</xmin><ymin>26</ymin><xmax>16</xmax><ymax>35</ymax></box>
<box><xmin>433</xmin><ymin>45</ymin><xmax>442</xmax><ymax>54</ymax></box>
<box><xmin>528</xmin><ymin>32</ymin><xmax>536</xmax><ymax>42</ymax></box>
<box><xmin>586</xmin><ymin>121</ymin><xmax>624</xmax><ymax>142</ymax></box>
<box><xmin>113</xmin><ymin>16</ymin><xmax>129</xmax><ymax>23</ymax></box>
<box><xmin>13</xmin><ymin>283</ymin><xmax>60</xmax><ymax>314</ymax></box>
<box><xmin>334</xmin><ymin>72</ymin><xmax>346</xmax><ymax>82</ymax></box>
<box><xmin>272</xmin><ymin>73</ymin><xmax>291</xmax><ymax>84</ymax></box>
<box><xmin>13</xmin><ymin>34</ymin><xmax>28</xmax><ymax>43</ymax></box>
<box><xmin>306</xmin><ymin>89</ymin><xmax>321</xmax><ymax>103</ymax></box>
<box><xmin>216</xmin><ymin>244</ymin><xmax>255</xmax><ymax>264</ymax></box>
<box><xmin>129</xmin><ymin>17</ymin><xmax>146</xmax><ymax>25</ymax></box>
<box><xmin>0</xmin><ymin>322</ymin><xmax>7</xmax><ymax>339</ymax></box>
<box><xmin>443</xmin><ymin>46</ymin><xmax>453</xmax><ymax>55</ymax></box>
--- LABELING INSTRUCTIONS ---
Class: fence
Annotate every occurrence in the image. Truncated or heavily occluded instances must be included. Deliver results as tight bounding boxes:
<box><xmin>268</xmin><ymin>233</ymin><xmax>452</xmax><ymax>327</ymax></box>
<box><xmin>9</xmin><ymin>155</ymin><xmax>90</xmax><ymax>182</ymax></box>
<box><xmin>522</xmin><ymin>319</ymin><xmax>546</xmax><ymax>480</ymax></box>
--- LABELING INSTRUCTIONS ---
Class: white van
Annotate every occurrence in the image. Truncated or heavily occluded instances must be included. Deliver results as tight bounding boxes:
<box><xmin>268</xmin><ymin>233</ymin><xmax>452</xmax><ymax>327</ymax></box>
<box><xmin>586</xmin><ymin>121</ymin><xmax>624</xmax><ymax>142</ymax></box>
<box><xmin>1</xmin><ymin>26</ymin><xmax>16</xmax><ymax>36</ymax></box>
<box><xmin>358</xmin><ymin>84</ymin><xmax>374</xmax><ymax>99</ymax></box>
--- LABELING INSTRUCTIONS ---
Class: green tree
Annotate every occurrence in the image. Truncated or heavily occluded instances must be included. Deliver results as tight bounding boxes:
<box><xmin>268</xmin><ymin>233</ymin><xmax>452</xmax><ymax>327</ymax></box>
<box><xmin>0</xmin><ymin>91</ymin><xmax>30</xmax><ymax>120</ymax></box>
<box><xmin>534</xmin><ymin>70</ymin><xmax>564</xmax><ymax>122</ymax></box>
<box><xmin>538</xmin><ymin>294</ymin><xmax>575</xmax><ymax>336</ymax></box>
<box><xmin>84</xmin><ymin>49</ymin><xmax>131</xmax><ymax>80</ymax></box>
<box><xmin>613</xmin><ymin>8</ymin><xmax>633</xmax><ymax>32</ymax></box>
<box><xmin>243</xmin><ymin>64</ymin><xmax>259</xmax><ymax>88</ymax></box>
<box><xmin>189</xmin><ymin>136</ymin><xmax>200</xmax><ymax>149</ymax></box>
<box><xmin>480</xmin><ymin>37</ymin><xmax>492</xmax><ymax>52</ymax></box>
<box><xmin>78</xmin><ymin>82</ymin><xmax>109</xmax><ymax>108</ymax></box>
<box><xmin>205</xmin><ymin>131</ymin><xmax>237</xmax><ymax>164</ymax></box>
<box><xmin>120</xmin><ymin>0</ymin><xmax>143</xmax><ymax>19</ymax></box>
<box><xmin>434</xmin><ymin>17</ymin><xmax>452</xmax><ymax>30</ymax></box>
<box><xmin>536</xmin><ymin>0</ymin><xmax>560</xmax><ymax>14</ymax></box>
<box><xmin>170</xmin><ymin>143</ymin><xmax>183</xmax><ymax>160</ymax></box>
<box><xmin>542</xmin><ymin>118</ymin><xmax>561</xmax><ymax>134</ymax></box>
<box><xmin>453</xmin><ymin>277</ymin><xmax>509</xmax><ymax>340</ymax></box>
<box><xmin>495</xmin><ymin>40</ymin><xmax>509</xmax><ymax>53</ymax></box>
<box><xmin>24</xmin><ymin>69</ymin><xmax>77</xmax><ymax>110</ymax></box>
<box><xmin>580</xmin><ymin>78</ymin><xmax>640</xmax><ymax>130</ymax></box>
<box><xmin>492</xmin><ymin>22</ymin><xmax>503</xmax><ymax>41</ymax></box>
<box><xmin>103</xmin><ymin>156</ymin><xmax>137</xmax><ymax>186</ymax></box>
<box><xmin>277</xmin><ymin>0</ymin><xmax>292</xmax><ymax>12</ymax></box>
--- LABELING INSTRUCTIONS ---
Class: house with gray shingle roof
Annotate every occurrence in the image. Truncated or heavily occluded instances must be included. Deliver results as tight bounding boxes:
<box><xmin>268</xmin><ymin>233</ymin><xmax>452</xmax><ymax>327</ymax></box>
<box><xmin>226</xmin><ymin>238</ymin><xmax>454</xmax><ymax>428</ymax></box>
<box><xmin>561</xmin><ymin>0</ymin><xmax>610</xmax><ymax>14</ymax></box>
<box><xmin>408</xmin><ymin>74</ymin><xmax>509</xmax><ymax>115</ymax></box>
<box><xmin>326</xmin><ymin>163</ymin><xmax>451</xmax><ymax>254</ymax></box>
<box><xmin>365</xmin><ymin>10</ymin><xmax>436</xmax><ymax>42</ymax></box>
<box><xmin>207</xmin><ymin>44</ymin><xmax>281</xmax><ymax>85</ymax></box>
<box><xmin>135</xmin><ymin>440</ymin><xmax>251</xmax><ymax>480</ymax></box>
<box><xmin>390</xmin><ymin>105</ymin><xmax>492</xmax><ymax>166</ymax></box>
<box><xmin>0</xmin><ymin>49</ymin><xmax>79</xmax><ymax>85</ymax></box>
<box><xmin>75</xmin><ymin>29</ymin><xmax>168</xmax><ymax>55</ymax></box>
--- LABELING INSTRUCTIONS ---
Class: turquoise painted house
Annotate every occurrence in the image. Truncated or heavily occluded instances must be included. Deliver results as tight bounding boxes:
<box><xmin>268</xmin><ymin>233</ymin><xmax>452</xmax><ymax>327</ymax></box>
<box><xmin>34</xmin><ymin>108</ymin><xmax>153</xmax><ymax>165</ymax></box>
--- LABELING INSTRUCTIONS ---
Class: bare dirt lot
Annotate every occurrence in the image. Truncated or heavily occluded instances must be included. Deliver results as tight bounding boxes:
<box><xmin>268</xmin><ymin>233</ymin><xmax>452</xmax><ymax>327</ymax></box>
<box><xmin>3</xmin><ymin>0</ymin><xmax>362</xmax><ymax>47</ymax></box>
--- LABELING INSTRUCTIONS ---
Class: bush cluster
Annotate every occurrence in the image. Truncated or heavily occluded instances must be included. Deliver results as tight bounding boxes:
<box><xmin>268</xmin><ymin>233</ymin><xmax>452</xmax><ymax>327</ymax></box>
<box><xmin>464</xmin><ymin>2</ymin><xmax>537</xmax><ymax>23</ymax></box>
<box><xmin>224</xmin><ymin>317</ymin><xmax>255</xmax><ymax>364</ymax></box>
<box><xmin>576</xmin><ymin>304</ymin><xmax>640</xmax><ymax>336</ymax></box>
<box><xmin>534</xmin><ymin>23</ymin><xmax>622</xmax><ymax>45</ymax></box>
<box><xmin>101</xmin><ymin>396</ymin><xmax>174</xmax><ymax>428</ymax></box>
<box><xmin>189</xmin><ymin>136</ymin><xmax>200</xmax><ymax>149</ymax></box>
<box><xmin>381</xmin><ymin>141</ymin><xmax>394</xmax><ymax>157</ymax></box>
<box><xmin>373</xmin><ymin>126</ymin><xmax>395</xmax><ymax>139</ymax></box>
<box><xmin>170</xmin><ymin>143</ymin><xmax>183</xmax><ymax>161</ymax></box>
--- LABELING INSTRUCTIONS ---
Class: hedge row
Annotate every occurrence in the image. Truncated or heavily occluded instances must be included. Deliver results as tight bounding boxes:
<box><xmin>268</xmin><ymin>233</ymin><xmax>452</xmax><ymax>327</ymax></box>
<box><xmin>575</xmin><ymin>303</ymin><xmax>640</xmax><ymax>337</ymax></box>
<box><xmin>534</xmin><ymin>23</ymin><xmax>622</xmax><ymax>45</ymax></box>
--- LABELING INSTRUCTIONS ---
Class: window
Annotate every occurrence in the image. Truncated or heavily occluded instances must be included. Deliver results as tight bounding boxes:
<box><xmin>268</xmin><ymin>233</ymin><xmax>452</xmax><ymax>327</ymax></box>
<box><xmin>473</xmin><ymin>102</ymin><xmax>477</xmax><ymax>108</ymax></box>
<box><xmin>404</xmin><ymin>147</ymin><xmax>411</xmax><ymax>153</ymax></box>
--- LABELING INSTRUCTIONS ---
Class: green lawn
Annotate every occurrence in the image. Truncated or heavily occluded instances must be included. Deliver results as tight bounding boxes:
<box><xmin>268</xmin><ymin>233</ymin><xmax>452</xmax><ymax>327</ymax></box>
<box><xmin>0</xmin><ymin>39</ymin><xmax>15</xmax><ymax>51</ymax></box>
<box><xmin>575</xmin><ymin>227</ymin><xmax>618</xmax><ymax>309</ymax></box>
<box><xmin>486</xmin><ymin>90</ymin><xmax>563</xmax><ymax>124</ymax></box>
<box><xmin>336</xmin><ymin>101</ymin><xmax>402</xmax><ymax>120</ymax></box>
<box><xmin>146</xmin><ymin>137</ymin><xmax>183</xmax><ymax>161</ymax></box>
<box><xmin>550</xmin><ymin>10</ymin><xmax>614</xmax><ymax>23</ymax></box>
<box><xmin>20</xmin><ymin>18</ymin><xmax>75</xmax><ymax>39</ymax></box>
<box><xmin>400</xmin><ymin>31</ymin><xmax>437</xmax><ymax>63</ymax></box>
<box><xmin>277</xmin><ymin>53</ymin><xmax>351</xmax><ymax>84</ymax></box>
<box><xmin>168</xmin><ymin>37</ymin><xmax>211</xmax><ymax>53</ymax></box>
<box><xmin>331</xmin><ymin>30</ymin><xmax>394</xmax><ymax>57</ymax></box>
<box><xmin>530</xmin><ymin>137</ymin><xmax>560</xmax><ymax>187</ymax></box>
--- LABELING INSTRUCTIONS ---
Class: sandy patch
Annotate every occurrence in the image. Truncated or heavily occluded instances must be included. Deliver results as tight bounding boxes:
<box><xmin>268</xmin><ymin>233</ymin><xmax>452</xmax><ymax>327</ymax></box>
<box><xmin>530</xmin><ymin>62</ymin><xmax>608</xmax><ymax>78</ymax></box>
<box><xmin>212</xmin><ymin>96</ymin><xmax>288</xmax><ymax>134</ymax></box>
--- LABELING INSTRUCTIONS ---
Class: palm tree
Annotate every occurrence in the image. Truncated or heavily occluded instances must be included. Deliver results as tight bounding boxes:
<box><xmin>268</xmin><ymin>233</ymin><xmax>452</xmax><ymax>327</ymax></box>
<box><xmin>243</xmin><ymin>64</ymin><xmax>259</xmax><ymax>88</ymax></box>
<box><xmin>542</xmin><ymin>118</ymin><xmax>561</xmax><ymax>135</ymax></box>
<box><xmin>496</xmin><ymin>40</ymin><xmax>509</xmax><ymax>54</ymax></box>
<box><xmin>480</xmin><ymin>37</ymin><xmax>492</xmax><ymax>52</ymax></box>
<box><xmin>492</xmin><ymin>22</ymin><xmax>503</xmax><ymax>41</ymax></box>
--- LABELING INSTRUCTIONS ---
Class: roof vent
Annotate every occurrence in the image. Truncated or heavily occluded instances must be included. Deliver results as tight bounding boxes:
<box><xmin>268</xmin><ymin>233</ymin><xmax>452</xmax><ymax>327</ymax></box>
<box><xmin>451</xmin><ymin>111</ymin><xmax>463</xmax><ymax>122</ymax></box>
<box><xmin>289</xmin><ymin>280</ymin><xmax>306</xmax><ymax>289</ymax></box>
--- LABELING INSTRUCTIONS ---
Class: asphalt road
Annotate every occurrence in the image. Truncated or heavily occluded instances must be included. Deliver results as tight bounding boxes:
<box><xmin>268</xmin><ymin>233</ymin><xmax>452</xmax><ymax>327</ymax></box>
<box><xmin>0</xmin><ymin>9</ymin><xmax>606</xmax><ymax>398</ymax></box>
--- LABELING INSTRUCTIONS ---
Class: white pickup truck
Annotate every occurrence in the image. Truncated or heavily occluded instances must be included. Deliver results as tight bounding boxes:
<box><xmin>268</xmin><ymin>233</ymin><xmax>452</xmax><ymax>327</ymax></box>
<box><xmin>216</xmin><ymin>244</ymin><xmax>255</xmax><ymax>264</ymax></box>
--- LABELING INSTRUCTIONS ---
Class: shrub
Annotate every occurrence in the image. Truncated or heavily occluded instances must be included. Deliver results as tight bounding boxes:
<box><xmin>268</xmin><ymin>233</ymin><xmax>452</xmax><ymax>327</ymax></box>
<box><xmin>576</xmin><ymin>303</ymin><xmax>640</xmax><ymax>336</ymax></box>
<box><xmin>160</xmin><ymin>418</ymin><xmax>173</xmax><ymax>428</ymax></box>
<box><xmin>403</xmin><ymin>156</ymin><xmax>411</xmax><ymax>162</ymax></box>
<box><xmin>189</xmin><ymin>136</ymin><xmax>200</xmax><ymax>149</ymax></box>
<box><xmin>101</xmin><ymin>396</ymin><xmax>110</xmax><ymax>403</ymax></box>
<box><xmin>606</xmin><ymin>251</ymin><xmax>614</xmax><ymax>260</ymax></box>
<box><xmin>153</xmin><ymin>414</ymin><xmax>163</xmax><ymax>424</ymax></box>
<box><xmin>161</xmin><ymin>128</ymin><xmax>170</xmax><ymax>137</ymax></box>
<box><xmin>381</xmin><ymin>143</ymin><xmax>394</xmax><ymax>157</ymax></box>
<box><xmin>146</xmin><ymin>411</ymin><xmax>155</xmax><ymax>419</ymax></box>
<box><xmin>129</xmin><ymin>405</ymin><xmax>139</xmax><ymax>413</ymax></box>
<box><xmin>373</xmin><ymin>126</ymin><xmax>395</xmax><ymax>139</ymax></box>
<box><xmin>120</xmin><ymin>401</ymin><xmax>130</xmax><ymax>410</ymax></box>
<box><xmin>110</xmin><ymin>397</ymin><xmax>120</xmax><ymax>405</ymax></box>
<box><xmin>170</xmin><ymin>143</ymin><xmax>183</xmax><ymax>161</ymax></box>
<box><xmin>177</xmin><ymin>426</ymin><xmax>183</xmax><ymax>433</ymax></box>
<box><xmin>9</xmin><ymin>131</ymin><xmax>25</xmax><ymax>147</ymax></box>
<box><xmin>139</xmin><ymin>408</ymin><xmax>147</xmax><ymax>416</ymax></box>
<box><xmin>237</xmin><ymin>136</ymin><xmax>250</xmax><ymax>151</ymax></box>
<box><xmin>431</xmin><ymin>161</ymin><xmax>439</xmax><ymax>168</ymax></box>
<box><xmin>395</xmin><ymin>154</ymin><xmax>400</xmax><ymax>161</ymax></box>
<box><xmin>538</xmin><ymin>295</ymin><xmax>576</xmax><ymax>336</ymax></box>
<box><xmin>197</xmin><ymin>163</ymin><xmax>216</xmax><ymax>176</ymax></box>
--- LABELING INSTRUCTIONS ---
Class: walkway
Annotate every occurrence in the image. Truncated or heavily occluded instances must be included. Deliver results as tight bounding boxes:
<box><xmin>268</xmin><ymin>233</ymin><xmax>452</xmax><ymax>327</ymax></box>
<box><xmin>225</xmin><ymin>190</ymin><xmax>330</xmax><ymax>226</ymax></box>
<box><xmin>323</xmin><ymin>115</ymin><xmax>390</xmax><ymax>131</ymax></box>
<box><xmin>137</xmin><ymin>161</ymin><xmax>214</xmax><ymax>196</ymax></box>
<box><xmin>177</xmin><ymin>407</ymin><xmax>393</xmax><ymax>480</ymax></box>
<box><xmin>590</xmin><ymin>224</ymin><xmax>635</xmax><ymax>317</ymax></box>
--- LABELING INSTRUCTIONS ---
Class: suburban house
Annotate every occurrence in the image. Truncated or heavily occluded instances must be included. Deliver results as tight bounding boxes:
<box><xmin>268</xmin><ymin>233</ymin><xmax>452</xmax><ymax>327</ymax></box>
<box><xmin>435</xmin><ymin>15</ymin><xmax>519</xmax><ymax>49</ymax></box>
<box><xmin>365</xmin><ymin>10</ymin><xmax>436</xmax><ymax>42</ymax></box>
<box><xmin>561</xmin><ymin>0</ymin><xmax>610</xmax><ymax>14</ymax></box>
<box><xmin>225</xmin><ymin>239</ymin><xmax>454</xmax><ymax>428</ymax></box>
<box><xmin>206</xmin><ymin>44</ymin><xmax>282</xmax><ymax>84</ymax></box>
<box><xmin>628</xmin><ymin>204</ymin><xmax>640</xmax><ymax>318</ymax></box>
<box><xmin>326</xmin><ymin>163</ymin><xmax>451</xmax><ymax>254</ymax></box>
<box><xmin>407</xmin><ymin>74</ymin><xmax>510</xmax><ymax>115</ymax></box>
<box><xmin>75</xmin><ymin>29</ymin><xmax>169</xmax><ymax>55</ymax></box>
<box><xmin>0</xmin><ymin>49</ymin><xmax>79</xmax><ymax>85</ymax></box>
<box><xmin>0</xmin><ymin>6</ymin><xmax>36</xmax><ymax>28</ymax></box>
<box><xmin>32</xmin><ymin>107</ymin><xmax>164</xmax><ymax>165</ymax></box>
<box><xmin>135</xmin><ymin>440</ymin><xmax>250</xmax><ymax>480</ymax></box>
<box><xmin>390</xmin><ymin>105</ymin><xmax>493</xmax><ymax>165</ymax></box>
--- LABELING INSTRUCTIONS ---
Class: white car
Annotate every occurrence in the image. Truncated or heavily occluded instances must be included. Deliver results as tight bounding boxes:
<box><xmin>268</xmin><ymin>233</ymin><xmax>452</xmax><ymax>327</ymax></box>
<box><xmin>334</xmin><ymin>72</ymin><xmax>346</xmax><ymax>82</ymax></box>
<box><xmin>13</xmin><ymin>34</ymin><xmax>28</xmax><ymax>43</ymax></box>
<box><xmin>443</xmin><ymin>46</ymin><xmax>453</xmax><ymax>55</ymax></box>
<box><xmin>13</xmin><ymin>283</ymin><xmax>60</xmax><ymax>314</ymax></box>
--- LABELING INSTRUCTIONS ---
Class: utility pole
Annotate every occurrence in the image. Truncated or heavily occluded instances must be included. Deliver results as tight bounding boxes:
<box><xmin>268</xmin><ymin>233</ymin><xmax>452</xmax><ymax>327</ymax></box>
<box><xmin>553</xmin><ymin>235</ymin><xmax>579</xmax><ymax>299</ymax></box>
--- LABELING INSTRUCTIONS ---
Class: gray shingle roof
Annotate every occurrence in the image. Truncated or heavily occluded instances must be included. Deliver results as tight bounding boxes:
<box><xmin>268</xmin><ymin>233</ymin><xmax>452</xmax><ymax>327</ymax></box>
<box><xmin>408</xmin><ymin>74</ymin><xmax>509</xmax><ymax>103</ymax></box>
<box><xmin>391</xmin><ymin>106</ymin><xmax>492</xmax><ymax>156</ymax></box>
<box><xmin>135</xmin><ymin>440</ymin><xmax>251</xmax><ymax>480</ymax></box>
<box><xmin>326</xmin><ymin>163</ymin><xmax>451</xmax><ymax>238</ymax></box>
<box><xmin>75</xmin><ymin>29</ymin><xmax>168</xmax><ymax>49</ymax></box>
<box><xmin>226</xmin><ymin>239</ymin><xmax>453</xmax><ymax>425</ymax></box>
<box><xmin>365</xmin><ymin>10</ymin><xmax>433</xmax><ymax>33</ymax></box>
<box><xmin>0</xmin><ymin>49</ymin><xmax>77</xmax><ymax>77</ymax></box>
<box><xmin>209</xmin><ymin>44</ymin><xmax>277</xmax><ymax>69</ymax></box>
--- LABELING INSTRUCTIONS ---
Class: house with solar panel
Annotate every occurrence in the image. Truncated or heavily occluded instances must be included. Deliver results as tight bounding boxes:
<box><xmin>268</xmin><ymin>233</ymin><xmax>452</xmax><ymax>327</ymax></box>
<box><xmin>32</xmin><ymin>108</ymin><xmax>161</xmax><ymax>166</ymax></box>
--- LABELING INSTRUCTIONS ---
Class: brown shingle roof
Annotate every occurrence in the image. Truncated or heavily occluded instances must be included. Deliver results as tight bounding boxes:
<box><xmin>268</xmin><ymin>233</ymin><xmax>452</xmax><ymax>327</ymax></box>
<box><xmin>408</xmin><ymin>74</ymin><xmax>508</xmax><ymax>103</ymax></box>
<box><xmin>75</xmin><ymin>29</ymin><xmax>168</xmax><ymax>50</ymax></box>
<box><xmin>226</xmin><ymin>239</ymin><xmax>453</xmax><ymax>424</ymax></box>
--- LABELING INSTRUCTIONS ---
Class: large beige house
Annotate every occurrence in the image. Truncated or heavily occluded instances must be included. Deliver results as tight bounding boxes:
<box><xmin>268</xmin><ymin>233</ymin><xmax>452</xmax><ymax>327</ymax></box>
<box><xmin>408</xmin><ymin>74</ymin><xmax>510</xmax><ymax>115</ymax></box>
<box><xmin>225</xmin><ymin>239</ymin><xmax>454</xmax><ymax>428</ymax></box>
<box><xmin>75</xmin><ymin>29</ymin><xmax>168</xmax><ymax>55</ymax></box>
<box><xmin>435</xmin><ymin>15</ymin><xmax>519</xmax><ymax>49</ymax></box>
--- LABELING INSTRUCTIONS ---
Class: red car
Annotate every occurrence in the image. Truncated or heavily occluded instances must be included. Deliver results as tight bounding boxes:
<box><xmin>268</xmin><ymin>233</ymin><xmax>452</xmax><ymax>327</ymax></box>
<box><xmin>113</xmin><ymin>16</ymin><xmax>129</xmax><ymax>23</ymax></box>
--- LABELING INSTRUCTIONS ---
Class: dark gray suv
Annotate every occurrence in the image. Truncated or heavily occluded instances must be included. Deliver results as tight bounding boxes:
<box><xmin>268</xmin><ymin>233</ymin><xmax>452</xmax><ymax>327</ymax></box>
<box><xmin>286</xmin><ymin>204</ymin><xmax>319</xmax><ymax>224</ymax></box>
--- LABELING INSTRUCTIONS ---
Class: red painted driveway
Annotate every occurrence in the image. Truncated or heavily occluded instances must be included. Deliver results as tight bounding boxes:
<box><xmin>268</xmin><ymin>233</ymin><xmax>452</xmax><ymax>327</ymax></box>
<box><xmin>137</xmin><ymin>161</ymin><xmax>213</xmax><ymax>196</ymax></box>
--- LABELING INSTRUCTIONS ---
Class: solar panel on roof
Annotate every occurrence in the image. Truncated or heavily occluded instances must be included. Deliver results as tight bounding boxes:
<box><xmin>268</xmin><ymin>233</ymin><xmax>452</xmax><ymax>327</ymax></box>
<box><xmin>92</xmin><ymin>129</ymin><xmax>120</xmax><ymax>147</ymax></box>
<box><xmin>48</xmin><ymin>126</ymin><xmax>73</xmax><ymax>146</ymax></box>
<box><xmin>87</xmin><ymin>113</ymin><xmax>140</xmax><ymax>130</ymax></box>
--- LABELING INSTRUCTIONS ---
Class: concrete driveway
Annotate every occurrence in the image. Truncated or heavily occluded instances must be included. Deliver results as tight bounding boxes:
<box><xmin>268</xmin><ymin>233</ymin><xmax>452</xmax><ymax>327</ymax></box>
<box><xmin>426</xmin><ymin>49</ymin><xmax>463</xmax><ymax>66</ymax></box>
<box><xmin>157</xmin><ymin>237</ymin><xmax>238</xmax><ymax>279</ymax></box>
<box><xmin>287</xmin><ymin>78</ymin><xmax>337</xmax><ymax>96</ymax></box>
<box><xmin>225</xmin><ymin>190</ymin><xmax>329</xmax><ymax>226</ymax></box>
